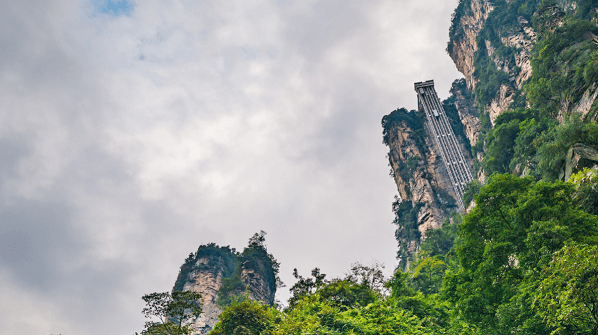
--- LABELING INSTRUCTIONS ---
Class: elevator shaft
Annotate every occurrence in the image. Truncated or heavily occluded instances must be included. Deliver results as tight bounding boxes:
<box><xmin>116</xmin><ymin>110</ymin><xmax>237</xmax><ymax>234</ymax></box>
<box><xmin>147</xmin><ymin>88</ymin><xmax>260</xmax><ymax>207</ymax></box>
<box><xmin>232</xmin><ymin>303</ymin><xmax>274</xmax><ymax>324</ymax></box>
<box><xmin>415</xmin><ymin>80</ymin><xmax>473</xmax><ymax>210</ymax></box>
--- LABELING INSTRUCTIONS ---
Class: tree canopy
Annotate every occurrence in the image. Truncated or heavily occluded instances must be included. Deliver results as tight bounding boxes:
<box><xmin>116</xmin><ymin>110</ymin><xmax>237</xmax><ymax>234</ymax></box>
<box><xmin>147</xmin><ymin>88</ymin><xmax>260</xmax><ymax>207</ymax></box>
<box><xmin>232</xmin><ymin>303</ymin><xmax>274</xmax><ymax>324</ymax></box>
<box><xmin>136</xmin><ymin>291</ymin><xmax>203</xmax><ymax>335</ymax></box>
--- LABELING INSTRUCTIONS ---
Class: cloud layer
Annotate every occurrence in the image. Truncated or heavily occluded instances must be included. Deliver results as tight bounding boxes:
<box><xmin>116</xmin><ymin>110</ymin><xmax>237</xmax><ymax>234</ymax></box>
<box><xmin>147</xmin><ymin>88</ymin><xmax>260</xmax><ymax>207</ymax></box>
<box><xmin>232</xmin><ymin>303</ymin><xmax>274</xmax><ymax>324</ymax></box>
<box><xmin>0</xmin><ymin>0</ymin><xmax>461</xmax><ymax>333</ymax></box>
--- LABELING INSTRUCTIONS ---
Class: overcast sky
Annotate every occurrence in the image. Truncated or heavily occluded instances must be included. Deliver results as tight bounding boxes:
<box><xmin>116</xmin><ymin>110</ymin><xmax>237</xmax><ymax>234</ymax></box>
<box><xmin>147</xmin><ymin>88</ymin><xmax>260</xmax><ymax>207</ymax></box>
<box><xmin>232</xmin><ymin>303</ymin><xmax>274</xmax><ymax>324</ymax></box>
<box><xmin>0</xmin><ymin>0</ymin><xmax>462</xmax><ymax>334</ymax></box>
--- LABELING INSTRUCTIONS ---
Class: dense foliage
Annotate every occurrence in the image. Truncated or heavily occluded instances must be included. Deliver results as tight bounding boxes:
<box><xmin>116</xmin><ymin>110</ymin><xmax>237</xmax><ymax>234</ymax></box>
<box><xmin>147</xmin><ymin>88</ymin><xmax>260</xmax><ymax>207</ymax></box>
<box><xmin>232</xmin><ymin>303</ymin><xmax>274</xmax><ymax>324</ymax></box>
<box><xmin>209</xmin><ymin>263</ymin><xmax>442</xmax><ymax>335</ymax></box>
<box><xmin>208</xmin><ymin>173</ymin><xmax>598</xmax><ymax>335</ymax></box>
<box><xmin>445</xmin><ymin>173</ymin><xmax>598</xmax><ymax>334</ymax></box>
<box><xmin>482</xmin><ymin>108</ymin><xmax>598</xmax><ymax>180</ymax></box>
<box><xmin>526</xmin><ymin>17</ymin><xmax>598</xmax><ymax>119</ymax></box>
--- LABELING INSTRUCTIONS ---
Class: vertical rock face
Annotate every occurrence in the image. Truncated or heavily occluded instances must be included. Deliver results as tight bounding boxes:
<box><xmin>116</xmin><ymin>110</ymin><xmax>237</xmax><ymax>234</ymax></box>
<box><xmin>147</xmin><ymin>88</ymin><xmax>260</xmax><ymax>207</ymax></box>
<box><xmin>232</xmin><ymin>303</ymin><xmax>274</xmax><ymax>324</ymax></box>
<box><xmin>448</xmin><ymin>0</ymin><xmax>538</xmax><ymax>122</ymax></box>
<box><xmin>241</xmin><ymin>265</ymin><xmax>274</xmax><ymax>304</ymax></box>
<box><xmin>447</xmin><ymin>0</ymin><xmax>494</xmax><ymax>90</ymax></box>
<box><xmin>487</xmin><ymin>84</ymin><xmax>514</xmax><ymax>125</ymax></box>
<box><xmin>450</xmin><ymin>79</ymin><xmax>481</xmax><ymax>146</ymax></box>
<box><xmin>386</xmin><ymin>119</ymin><xmax>454</xmax><ymax>235</ymax></box>
<box><xmin>383</xmin><ymin>94</ymin><xmax>473</xmax><ymax>266</ymax></box>
<box><xmin>181</xmin><ymin>256</ymin><xmax>228</xmax><ymax>335</ymax></box>
<box><xmin>445</xmin><ymin>0</ymin><xmax>598</xmax><ymax>174</ymax></box>
<box><xmin>500</xmin><ymin>18</ymin><xmax>537</xmax><ymax>90</ymax></box>
<box><xmin>386</xmin><ymin>120</ymin><xmax>424</xmax><ymax>202</ymax></box>
<box><xmin>448</xmin><ymin>1</ymin><xmax>596</xmax><ymax>125</ymax></box>
<box><xmin>445</xmin><ymin>0</ymin><xmax>542</xmax><ymax>181</ymax></box>
<box><xmin>574</xmin><ymin>84</ymin><xmax>598</xmax><ymax>118</ymax></box>
<box><xmin>172</xmin><ymin>243</ymin><xmax>277</xmax><ymax>335</ymax></box>
<box><xmin>480</xmin><ymin>15</ymin><xmax>537</xmax><ymax>124</ymax></box>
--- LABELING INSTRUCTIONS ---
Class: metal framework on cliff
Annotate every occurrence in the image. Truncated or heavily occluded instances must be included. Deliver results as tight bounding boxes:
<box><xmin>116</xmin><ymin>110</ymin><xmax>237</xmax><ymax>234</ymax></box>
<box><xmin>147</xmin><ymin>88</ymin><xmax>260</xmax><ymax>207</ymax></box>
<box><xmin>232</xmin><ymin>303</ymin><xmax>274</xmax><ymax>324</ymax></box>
<box><xmin>415</xmin><ymin>80</ymin><xmax>473</xmax><ymax>210</ymax></box>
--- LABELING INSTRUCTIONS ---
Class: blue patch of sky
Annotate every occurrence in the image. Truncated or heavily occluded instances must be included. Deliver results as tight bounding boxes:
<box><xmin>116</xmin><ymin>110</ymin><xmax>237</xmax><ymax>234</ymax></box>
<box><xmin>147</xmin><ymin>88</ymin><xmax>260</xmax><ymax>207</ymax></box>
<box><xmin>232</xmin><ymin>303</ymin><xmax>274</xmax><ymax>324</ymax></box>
<box><xmin>91</xmin><ymin>0</ymin><xmax>134</xmax><ymax>17</ymax></box>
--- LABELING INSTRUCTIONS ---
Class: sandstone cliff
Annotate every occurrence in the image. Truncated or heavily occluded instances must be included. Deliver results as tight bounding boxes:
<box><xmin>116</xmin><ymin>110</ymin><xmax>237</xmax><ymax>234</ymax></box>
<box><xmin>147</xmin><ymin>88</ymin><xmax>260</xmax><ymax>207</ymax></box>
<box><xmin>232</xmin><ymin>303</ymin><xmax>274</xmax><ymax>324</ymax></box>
<box><xmin>385</xmin><ymin>114</ymin><xmax>454</xmax><ymax>233</ymax></box>
<box><xmin>447</xmin><ymin>0</ymin><xmax>494</xmax><ymax>91</ymax></box>
<box><xmin>179</xmin><ymin>252</ymin><xmax>231</xmax><ymax>334</ymax></box>
<box><xmin>385</xmin><ymin>0</ymin><xmax>598</xmax><ymax>273</ymax></box>
<box><xmin>382</xmin><ymin>89</ymin><xmax>474</xmax><ymax>267</ymax></box>
<box><xmin>448</xmin><ymin>0</ymin><xmax>538</xmax><ymax>124</ymax></box>
<box><xmin>172</xmin><ymin>238</ymin><xmax>278</xmax><ymax>334</ymax></box>
<box><xmin>450</xmin><ymin>79</ymin><xmax>481</xmax><ymax>146</ymax></box>
<box><xmin>241</xmin><ymin>263</ymin><xmax>275</xmax><ymax>304</ymax></box>
<box><xmin>446</xmin><ymin>0</ymin><xmax>598</xmax><ymax>178</ymax></box>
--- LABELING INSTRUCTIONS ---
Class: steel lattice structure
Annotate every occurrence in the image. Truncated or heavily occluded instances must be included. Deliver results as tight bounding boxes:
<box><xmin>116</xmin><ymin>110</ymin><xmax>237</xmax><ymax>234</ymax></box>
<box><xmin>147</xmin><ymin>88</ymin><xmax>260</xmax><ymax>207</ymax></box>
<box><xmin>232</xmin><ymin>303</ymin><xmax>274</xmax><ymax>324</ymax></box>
<box><xmin>415</xmin><ymin>80</ymin><xmax>473</xmax><ymax>210</ymax></box>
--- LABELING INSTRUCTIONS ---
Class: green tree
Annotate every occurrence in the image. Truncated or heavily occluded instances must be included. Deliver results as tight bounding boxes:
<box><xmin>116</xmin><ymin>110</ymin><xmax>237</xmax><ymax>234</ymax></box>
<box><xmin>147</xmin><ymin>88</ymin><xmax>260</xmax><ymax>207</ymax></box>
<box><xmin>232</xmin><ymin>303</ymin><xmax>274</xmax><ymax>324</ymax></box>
<box><xmin>483</xmin><ymin>108</ymin><xmax>539</xmax><ymax>175</ymax></box>
<box><xmin>385</xmin><ymin>270</ymin><xmax>451</xmax><ymax>331</ymax></box>
<box><xmin>510</xmin><ymin>116</ymin><xmax>553</xmax><ymax>176</ymax></box>
<box><xmin>534</xmin><ymin>115</ymin><xmax>598</xmax><ymax>180</ymax></box>
<box><xmin>344</xmin><ymin>262</ymin><xmax>387</xmax><ymax>296</ymax></box>
<box><xmin>411</xmin><ymin>257</ymin><xmax>447</xmax><ymax>296</ymax></box>
<box><xmin>570</xmin><ymin>168</ymin><xmax>598</xmax><ymax>215</ymax></box>
<box><xmin>287</xmin><ymin>267</ymin><xmax>328</xmax><ymax>308</ymax></box>
<box><xmin>462</xmin><ymin>180</ymin><xmax>482</xmax><ymax>208</ymax></box>
<box><xmin>208</xmin><ymin>299</ymin><xmax>276</xmax><ymax>335</ymax></box>
<box><xmin>444</xmin><ymin>174</ymin><xmax>598</xmax><ymax>334</ymax></box>
<box><xmin>533</xmin><ymin>244</ymin><xmax>598</xmax><ymax>335</ymax></box>
<box><xmin>136</xmin><ymin>291</ymin><xmax>203</xmax><ymax>335</ymax></box>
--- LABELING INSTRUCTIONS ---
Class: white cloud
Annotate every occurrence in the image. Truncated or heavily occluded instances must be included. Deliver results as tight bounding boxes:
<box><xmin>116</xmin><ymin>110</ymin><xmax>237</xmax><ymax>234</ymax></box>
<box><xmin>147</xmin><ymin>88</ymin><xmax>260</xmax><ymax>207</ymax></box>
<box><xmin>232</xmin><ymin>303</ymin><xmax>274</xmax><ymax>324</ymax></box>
<box><xmin>0</xmin><ymin>0</ymin><xmax>461</xmax><ymax>333</ymax></box>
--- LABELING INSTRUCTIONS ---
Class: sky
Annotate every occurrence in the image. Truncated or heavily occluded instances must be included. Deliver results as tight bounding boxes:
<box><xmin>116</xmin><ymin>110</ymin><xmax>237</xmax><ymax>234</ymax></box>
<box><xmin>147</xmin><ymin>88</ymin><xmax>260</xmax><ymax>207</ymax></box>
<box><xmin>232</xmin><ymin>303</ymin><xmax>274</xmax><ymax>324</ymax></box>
<box><xmin>0</xmin><ymin>0</ymin><xmax>462</xmax><ymax>334</ymax></box>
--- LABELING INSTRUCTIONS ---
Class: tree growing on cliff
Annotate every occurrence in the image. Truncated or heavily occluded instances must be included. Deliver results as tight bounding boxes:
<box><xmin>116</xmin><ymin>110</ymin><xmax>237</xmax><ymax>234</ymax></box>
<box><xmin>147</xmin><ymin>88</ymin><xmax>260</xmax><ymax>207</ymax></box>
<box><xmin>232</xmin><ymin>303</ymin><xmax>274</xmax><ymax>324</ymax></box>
<box><xmin>135</xmin><ymin>291</ymin><xmax>203</xmax><ymax>335</ymax></box>
<box><xmin>444</xmin><ymin>174</ymin><xmax>598</xmax><ymax>334</ymax></box>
